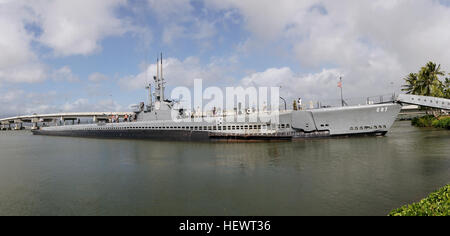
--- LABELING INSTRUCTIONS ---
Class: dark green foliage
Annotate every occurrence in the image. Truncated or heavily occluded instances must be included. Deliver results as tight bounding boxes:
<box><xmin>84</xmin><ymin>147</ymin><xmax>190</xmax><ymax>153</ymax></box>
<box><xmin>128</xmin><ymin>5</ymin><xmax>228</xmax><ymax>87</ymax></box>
<box><xmin>432</xmin><ymin>117</ymin><xmax>450</xmax><ymax>129</ymax></box>
<box><xmin>402</xmin><ymin>73</ymin><xmax>419</xmax><ymax>94</ymax></box>
<box><xmin>444</xmin><ymin>77</ymin><xmax>450</xmax><ymax>99</ymax></box>
<box><xmin>389</xmin><ymin>185</ymin><xmax>450</xmax><ymax>216</ymax></box>
<box><xmin>402</xmin><ymin>62</ymin><xmax>448</xmax><ymax>98</ymax></box>
<box><xmin>412</xmin><ymin>116</ymin><xmax>450</xmax><ymax>129</ymax></box>
<box><xmin>411</xmin><ymin>115</ymin><xmax>436</xmax><ymax>127</ymax></box>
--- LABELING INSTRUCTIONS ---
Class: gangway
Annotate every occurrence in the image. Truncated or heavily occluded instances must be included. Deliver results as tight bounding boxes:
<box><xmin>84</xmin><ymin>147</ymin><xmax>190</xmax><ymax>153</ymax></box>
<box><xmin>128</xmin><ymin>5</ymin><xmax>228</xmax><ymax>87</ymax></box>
<box><xmin>396</xmin><ymin>94</ymin><xmax>450</xmax><ymax>110</ymax></box>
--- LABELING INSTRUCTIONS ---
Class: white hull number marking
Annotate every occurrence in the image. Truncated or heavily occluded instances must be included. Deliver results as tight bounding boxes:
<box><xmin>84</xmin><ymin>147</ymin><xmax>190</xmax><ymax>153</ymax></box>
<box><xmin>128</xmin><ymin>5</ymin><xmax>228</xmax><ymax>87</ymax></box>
<box><xmin>376</xmin><ymin>107</ymin><xmax>388</xmax><ymax>113</ymax></box>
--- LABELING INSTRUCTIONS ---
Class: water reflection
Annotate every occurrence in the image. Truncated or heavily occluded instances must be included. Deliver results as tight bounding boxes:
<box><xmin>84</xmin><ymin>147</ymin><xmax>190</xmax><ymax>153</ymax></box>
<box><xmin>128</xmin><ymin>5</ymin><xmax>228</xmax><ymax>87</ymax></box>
<box><xmin>0</xmin><ymin>121</ymin><xmax>448</xmax><ymax>215</ymax></box>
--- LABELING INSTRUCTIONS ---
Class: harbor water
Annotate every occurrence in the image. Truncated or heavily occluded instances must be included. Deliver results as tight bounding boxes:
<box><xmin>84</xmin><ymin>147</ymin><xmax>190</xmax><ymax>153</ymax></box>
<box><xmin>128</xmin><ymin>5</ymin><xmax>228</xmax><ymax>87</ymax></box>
<box><xmin>0</xmin><ymin>121</ymin><xmax>449</xmax><ymax>216</ymax></box>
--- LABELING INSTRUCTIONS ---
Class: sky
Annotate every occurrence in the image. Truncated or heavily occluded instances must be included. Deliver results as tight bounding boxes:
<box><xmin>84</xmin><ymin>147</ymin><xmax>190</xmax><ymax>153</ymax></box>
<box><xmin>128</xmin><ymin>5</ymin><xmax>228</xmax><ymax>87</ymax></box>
<box><xmin>0</xmin><ymin>0</ymin><xmax>450</xmax><ymax>117</ymax></box>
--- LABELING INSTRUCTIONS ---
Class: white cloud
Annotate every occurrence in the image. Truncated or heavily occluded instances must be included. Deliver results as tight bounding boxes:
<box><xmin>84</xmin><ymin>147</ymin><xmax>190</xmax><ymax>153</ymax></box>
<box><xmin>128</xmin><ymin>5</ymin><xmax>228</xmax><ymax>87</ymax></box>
<box><xmin>0</xmin><ymin>63</ymin><xmax>47</xmax><ymax>83</ymax></box>
<box><xmin>239</xmin><ymin>59</ymin><xmax>405</xmax><ymax>106</ymax></box>
<box><xmin>30</xmin><ymin>0</ymin><xmax>129</xmax><ymax>56</ymax></box>
<box><xmin>0</xmin><ymin>89</ymin><xmax>59</xmax><ymax>117</ymax></box>
<box><xmin>0</xmin><ymin>1</ymin><xmax>46</xmax><ymax>83</ymax></box>
<box><xmin>51</xmin><ymin>66</ymin><xmax>79</xmax><ymax>82</ymax></box>
<box><xmin>206</xmin><ymin>0</ymin><xmax>450</xmax><ymax>100</ymax></box>
<box><xmin>0</xmin><ymin>89</ymin><xmax>26</xmax><ymax>103</ymax></box>
<box><xmin>119</xmin><ymin>56</ymin><xmax>233</xmax><ymax>90</ymax></box>
<box><xmin>88</xmin><ymin>72</ymin><xmax>109</xmax><ymax>82</ymax></box>
<box><xmin>0</xmin><ymin>7</ymin><xmax>34</xmax><ymax>70</ymax></box>
<box><xmin>0</xmin><ymin>0</ymin><xmax>139</xmax><ymax>84</ymax></box>
<box><xmin>0</xmin><ymin>88</ymin><xmax>126</xmax><ymax>117</ymax></box>
<box><xmin>240</xmin><ymin>67</ymin><xmax>343</xmax><ymax>103</ymax></box>
<box><xmin>147</xmin><ymin>0</ymin><xmax>194</xmax><ymax>22</ymax></box>
<box><xmin>205</xmin><ymin>0</ymin><xmax>315</xmax><ymax>40</ymax></box>
<box><xmin>2</xmin><ymin>0</ymin><xmax>449</xmax><ymax>110</ymax></box>
<box><xmin>147</xmin><ymin>0</ymin><xmax>217</xmax><ymax>45</ymax></box>
<box><xmin>162</xmin><ymin>24</ymin><xmax>186</xmax><ymax>44</ymax></box>
<box><xmin>61</xmin><ymin>98</ymin><xmax>124</xmax><ymax>112</ymax></box>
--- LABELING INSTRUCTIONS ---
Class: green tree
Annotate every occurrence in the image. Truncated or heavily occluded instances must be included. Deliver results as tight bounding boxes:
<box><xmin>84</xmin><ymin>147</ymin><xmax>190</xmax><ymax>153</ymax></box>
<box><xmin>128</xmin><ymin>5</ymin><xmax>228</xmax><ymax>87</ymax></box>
<box><xmin>415</xmin><ymin>62</ymin><xmax>445</xmax><ymax>97</ymax></box>
<box><xmin>401</xmin><ymin>73</ymin><xmax>419</xmax><ymax>94</ymax></box>
<box><xmin>402</xmin><ymin>62</ymin><xmax>446</xmax><ymax>98</ymax></box>
<box><xmin>444</xmin><ymin>77</ymin><xmax>450</xmax><ymax>99</ymax></box>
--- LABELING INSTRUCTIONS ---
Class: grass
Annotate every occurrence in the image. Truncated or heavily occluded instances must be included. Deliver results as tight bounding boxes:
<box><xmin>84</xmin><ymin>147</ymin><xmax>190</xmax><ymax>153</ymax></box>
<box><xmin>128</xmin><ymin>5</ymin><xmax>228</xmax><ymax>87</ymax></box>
<box><xmin>389</xmin><ymin>184</ymin><xmax>450</xmax><ymax>216</ymax></box>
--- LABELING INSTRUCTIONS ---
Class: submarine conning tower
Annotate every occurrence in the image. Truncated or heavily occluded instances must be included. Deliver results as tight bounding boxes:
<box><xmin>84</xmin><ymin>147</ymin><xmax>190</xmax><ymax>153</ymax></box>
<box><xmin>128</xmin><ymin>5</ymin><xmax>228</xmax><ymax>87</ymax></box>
<box><xmin>144</xmin><ymin>53</ymin><xmax>172</xmax><ymax>113</ymax></box>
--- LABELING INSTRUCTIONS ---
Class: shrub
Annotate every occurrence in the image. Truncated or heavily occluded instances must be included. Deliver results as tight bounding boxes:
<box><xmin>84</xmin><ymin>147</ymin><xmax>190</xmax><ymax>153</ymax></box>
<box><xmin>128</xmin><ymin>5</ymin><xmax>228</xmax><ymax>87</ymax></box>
<box><xmin>389</xmin><ymin>185</ymin><xmax>450</xmax><ymax>216</ymax></box>
<box><xmin>433</xmin><ymin>117</ymin><xmax>450</xmax><ymax>129</ymax></box>
<box><xmin>411</xmin><ymin>116</ymin><xmax>450</xmax><ymax>129</ymax></box>
<box><xmin>411</xmin><ymin>115</ymin><xmax>436</xmax><ymax>127</ymax></box>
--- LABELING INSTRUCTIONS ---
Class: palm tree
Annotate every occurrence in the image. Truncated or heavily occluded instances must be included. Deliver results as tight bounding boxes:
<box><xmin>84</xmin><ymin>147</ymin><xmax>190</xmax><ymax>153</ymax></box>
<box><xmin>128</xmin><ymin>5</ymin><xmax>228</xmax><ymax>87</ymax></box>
<box><xmin>444</xmin><ymin>77</ymin><xmax>450</xmax><ymax>99</ymax></box>
<box><xmin>401</xmin><ymin>73</ymin><xmax>419</xmax><ymax>94</ymax></box>
<box><xmin>415</xmin><ymin>62</ymin><xmax>445</xmax><ymax>97</ymax></box>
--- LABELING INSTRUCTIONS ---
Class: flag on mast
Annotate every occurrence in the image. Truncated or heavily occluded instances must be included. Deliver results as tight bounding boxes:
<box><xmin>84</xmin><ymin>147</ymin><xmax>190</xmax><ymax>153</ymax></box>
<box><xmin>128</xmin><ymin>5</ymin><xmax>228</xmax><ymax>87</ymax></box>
<box><xmin>338</xmin><ymin>76</ymin><xmax>344</xmax><ymax>107</ymax></box>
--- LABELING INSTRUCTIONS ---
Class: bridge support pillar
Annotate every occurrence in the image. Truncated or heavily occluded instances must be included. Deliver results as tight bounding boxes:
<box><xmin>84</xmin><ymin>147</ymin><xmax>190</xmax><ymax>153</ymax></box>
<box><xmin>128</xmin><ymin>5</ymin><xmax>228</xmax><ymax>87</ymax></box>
<box><xmin>93</xmin><ymin>116</ymin><xmax>97</xmax><ymax>123</ymax></box>
<box><xmin>14</xmin><ymin>123</ymin><xmax>22</xmax><ymax>130</ymax></box>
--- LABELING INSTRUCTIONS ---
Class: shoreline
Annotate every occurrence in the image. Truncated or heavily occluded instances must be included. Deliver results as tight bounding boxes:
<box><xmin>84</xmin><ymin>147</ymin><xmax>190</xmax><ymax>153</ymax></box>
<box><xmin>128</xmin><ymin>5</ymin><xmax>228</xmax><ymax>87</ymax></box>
<box><xmin>389</xmin><ymin>184</ymin><xmax>450</xmax><ymax>216</ymax></box>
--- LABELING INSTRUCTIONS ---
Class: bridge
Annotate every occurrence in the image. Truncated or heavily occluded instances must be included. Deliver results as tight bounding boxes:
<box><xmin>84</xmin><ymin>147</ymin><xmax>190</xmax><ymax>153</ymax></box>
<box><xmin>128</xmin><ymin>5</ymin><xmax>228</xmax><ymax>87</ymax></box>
<box><xmin>0</xmin><ymin>112</ymin><xmax>134</xmax><ymax>130</ymax></box>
